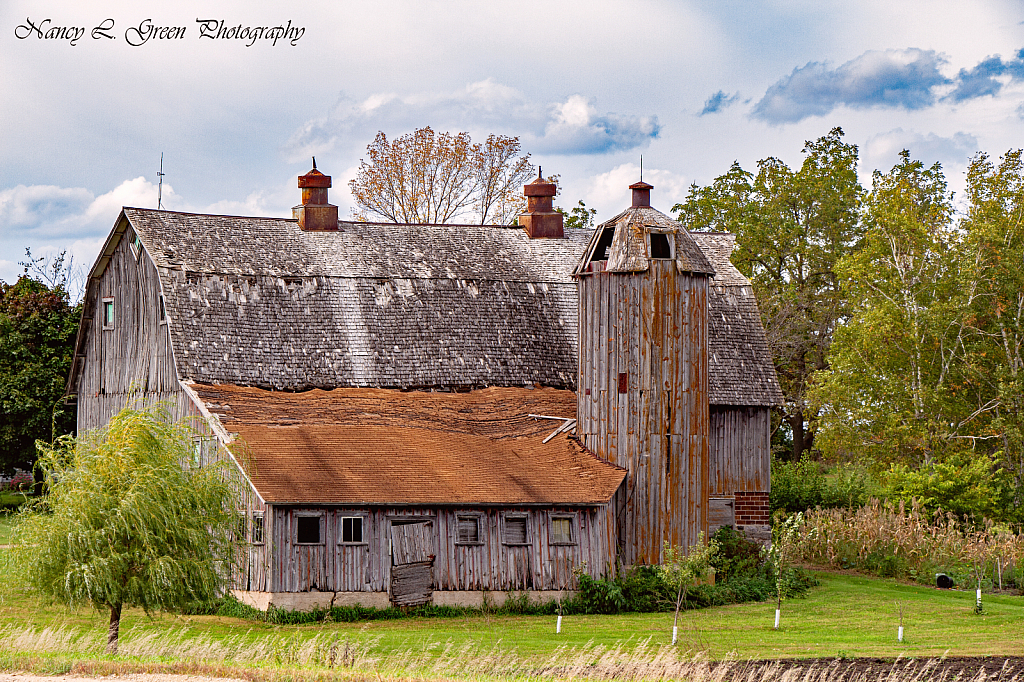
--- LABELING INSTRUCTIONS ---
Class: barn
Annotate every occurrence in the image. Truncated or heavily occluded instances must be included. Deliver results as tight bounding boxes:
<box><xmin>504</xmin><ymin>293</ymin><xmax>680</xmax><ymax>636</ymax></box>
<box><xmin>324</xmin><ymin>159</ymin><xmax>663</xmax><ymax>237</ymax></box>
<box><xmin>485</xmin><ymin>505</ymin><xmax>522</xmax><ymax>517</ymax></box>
<box><xmin>66</xmin><ymin>164</ymin><xmax>781</xmax><ymax>610</ymax></box>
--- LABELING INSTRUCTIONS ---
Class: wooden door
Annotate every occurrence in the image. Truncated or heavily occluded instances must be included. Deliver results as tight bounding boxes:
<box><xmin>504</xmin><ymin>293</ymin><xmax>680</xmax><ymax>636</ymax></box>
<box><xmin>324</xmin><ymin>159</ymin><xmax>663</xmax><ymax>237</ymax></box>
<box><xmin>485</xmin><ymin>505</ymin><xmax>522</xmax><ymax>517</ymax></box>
<box><xmin>390</xmin><ymin>521</ymin><xmax>434</xmax><ymax>606</ymax></box>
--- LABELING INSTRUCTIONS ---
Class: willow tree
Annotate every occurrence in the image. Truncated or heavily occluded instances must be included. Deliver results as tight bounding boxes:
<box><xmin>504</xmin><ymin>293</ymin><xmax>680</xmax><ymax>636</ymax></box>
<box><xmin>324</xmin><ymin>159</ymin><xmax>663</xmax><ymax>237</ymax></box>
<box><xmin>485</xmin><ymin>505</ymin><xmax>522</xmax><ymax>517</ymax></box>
<box><xmin>16</xmin><ymin>406</ymin><xmax>240</xmax><ymax>653</ymax></box>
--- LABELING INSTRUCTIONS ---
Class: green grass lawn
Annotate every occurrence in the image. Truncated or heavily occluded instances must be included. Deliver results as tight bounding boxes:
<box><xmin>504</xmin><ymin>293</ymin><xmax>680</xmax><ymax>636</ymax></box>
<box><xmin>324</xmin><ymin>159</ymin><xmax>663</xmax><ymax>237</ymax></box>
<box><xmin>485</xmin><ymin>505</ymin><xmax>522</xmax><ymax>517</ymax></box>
<box><xmin>0</xmin><ymin>548</ymin><xmax>1021</xmax><ymax>666</ymax></box>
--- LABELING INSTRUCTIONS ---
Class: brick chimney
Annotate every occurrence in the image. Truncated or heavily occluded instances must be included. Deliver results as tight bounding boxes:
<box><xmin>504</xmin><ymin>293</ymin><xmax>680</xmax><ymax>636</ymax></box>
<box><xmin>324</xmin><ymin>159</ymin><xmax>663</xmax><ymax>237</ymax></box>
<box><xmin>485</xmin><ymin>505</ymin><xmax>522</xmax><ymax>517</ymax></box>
<box><xmin>293</xmin><ymin>158</ymin><xmax>339</xmax><ymax>231</ymax></box>
<box><xmin>630</xmin><ymin>180</ymin><xmax>653</xmax><ymax>208</ymax></box>
<box><xmin>519</xmin><ymin>169</ymin><xmax>563</xmax><ymax>238</ymax></box>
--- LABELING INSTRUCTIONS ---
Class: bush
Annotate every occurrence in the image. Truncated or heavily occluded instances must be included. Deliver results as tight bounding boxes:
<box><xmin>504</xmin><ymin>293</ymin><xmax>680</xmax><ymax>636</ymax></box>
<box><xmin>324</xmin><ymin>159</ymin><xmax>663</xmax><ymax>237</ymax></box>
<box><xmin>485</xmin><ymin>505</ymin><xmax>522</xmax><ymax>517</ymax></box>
<box><xmin>771</xmin><ymin>455</ymin><xmax>875</xmax><ymax>514</ymax></box>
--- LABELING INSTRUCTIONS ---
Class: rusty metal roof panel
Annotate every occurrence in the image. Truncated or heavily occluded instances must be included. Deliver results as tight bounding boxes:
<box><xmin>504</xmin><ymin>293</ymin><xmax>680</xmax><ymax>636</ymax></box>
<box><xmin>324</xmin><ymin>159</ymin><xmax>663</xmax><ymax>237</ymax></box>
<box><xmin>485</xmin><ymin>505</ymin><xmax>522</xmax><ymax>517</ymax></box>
<box><xmin>194</xmin><ymin>383</ymin><xmax>625</xmax><ymax>505</ymax></box>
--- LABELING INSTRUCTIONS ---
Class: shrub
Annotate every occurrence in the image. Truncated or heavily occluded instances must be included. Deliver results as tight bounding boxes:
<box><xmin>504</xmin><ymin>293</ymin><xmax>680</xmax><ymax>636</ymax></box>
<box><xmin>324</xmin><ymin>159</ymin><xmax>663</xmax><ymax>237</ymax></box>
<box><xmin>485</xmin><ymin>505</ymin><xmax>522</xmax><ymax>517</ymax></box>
<box><xmin>770</xmin><ymin>455</ymin><xmax>875</xmax><ymax>515</ymax></box>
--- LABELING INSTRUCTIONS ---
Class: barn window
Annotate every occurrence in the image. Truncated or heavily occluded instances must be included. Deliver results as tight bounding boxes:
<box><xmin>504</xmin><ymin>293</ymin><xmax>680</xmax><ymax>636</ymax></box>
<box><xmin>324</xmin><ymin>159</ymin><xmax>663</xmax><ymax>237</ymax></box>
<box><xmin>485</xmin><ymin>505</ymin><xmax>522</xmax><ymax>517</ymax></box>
<box><xmin>159</xmin><ymin>295</ymin><xmax>167</xmax><ymax>324</ymax></box>
<box><xmin>296</xmin><ymin>514</ymin><xmax>322</xmax><ymax>545</ymax></box>
<box><xmin>340</xmin><ymin>516</ymin><xmax>364</xmax><ymax>544</ymax></box>
<box><xmin>235</xmin><ymin>512</ymin><xmax>247</xmax><ymax>543</ymax></box>
<box><xmin>650</xmin><ymin>232</ymin><xmax>672</xmax><ymax>259</ymax></box>
<box><xmin>128</xmin><ymin>227</ymin><xmax>142</xmax><ymax>258</ymax></box>
<box><xmin>589</xmin><ymin>226</ymin><xmax>615</xmax><ymax>263</ymax></box>
<box><xmin>102</xmin><ymin>298</ymin><xmax>115</xmax><ymax>329</ymax></box>
<box><xmin>456</xmin><ymin>515</ymin><xmax>482</xmax><ymax>544</ymax></box>
<box><xmin>550</xmin><ymin>515</ymin><xmax>576</xmax><ymax>545</ymax></box>
<box><xmin>251</xmin><ymin>513</ymin><xmax>264</xmax><ymax>544</ymax></box>
<box><xmin>502</xmin><ymin>514</ymin><xmax>529</xmax><ymax>545</ymax></box>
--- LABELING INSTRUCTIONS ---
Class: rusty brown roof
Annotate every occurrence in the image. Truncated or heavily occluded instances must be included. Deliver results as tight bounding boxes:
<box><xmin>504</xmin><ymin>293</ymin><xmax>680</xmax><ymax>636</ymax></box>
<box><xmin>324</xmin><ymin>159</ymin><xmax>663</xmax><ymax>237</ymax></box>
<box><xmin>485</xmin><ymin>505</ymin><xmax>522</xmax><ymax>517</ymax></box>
<box><xmin>193</xmin><ymin>384</ymin><xmax>625</xmax><ymax>506</ymax></box>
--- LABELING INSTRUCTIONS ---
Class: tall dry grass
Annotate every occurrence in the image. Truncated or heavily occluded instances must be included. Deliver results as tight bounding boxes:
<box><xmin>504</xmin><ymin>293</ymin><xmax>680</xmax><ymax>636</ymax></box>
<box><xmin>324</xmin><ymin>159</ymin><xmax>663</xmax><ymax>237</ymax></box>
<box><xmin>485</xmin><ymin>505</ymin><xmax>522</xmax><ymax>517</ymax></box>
<box><xmin>1</xmin><ymin>624</ymin><xmax>1022</xmax><ymax>681</ymax></box>
<box><xmin>795</xmin><ymin>498</ymin><xmax>1024</xmax><ymax>586</ymax></box>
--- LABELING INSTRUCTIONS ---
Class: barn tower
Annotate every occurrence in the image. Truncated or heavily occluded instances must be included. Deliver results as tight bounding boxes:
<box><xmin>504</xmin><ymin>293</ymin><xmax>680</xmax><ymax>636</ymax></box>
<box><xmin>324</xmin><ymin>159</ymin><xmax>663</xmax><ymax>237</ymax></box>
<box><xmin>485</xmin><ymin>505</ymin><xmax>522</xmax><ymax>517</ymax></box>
<box><xmin>574</xmin><ymin>180</ymin><xmax>715</xmax><ymax>565</ymax></box>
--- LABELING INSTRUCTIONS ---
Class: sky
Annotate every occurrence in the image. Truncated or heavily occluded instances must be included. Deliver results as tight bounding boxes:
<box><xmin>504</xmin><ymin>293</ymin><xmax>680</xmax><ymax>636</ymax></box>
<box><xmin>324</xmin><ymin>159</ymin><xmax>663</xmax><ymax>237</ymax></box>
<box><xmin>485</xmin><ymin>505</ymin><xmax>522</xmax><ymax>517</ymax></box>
<box><xmin>1</xmin><ymin>0</ymin><xmax>1022</xmax><ymax>287</ymax></box>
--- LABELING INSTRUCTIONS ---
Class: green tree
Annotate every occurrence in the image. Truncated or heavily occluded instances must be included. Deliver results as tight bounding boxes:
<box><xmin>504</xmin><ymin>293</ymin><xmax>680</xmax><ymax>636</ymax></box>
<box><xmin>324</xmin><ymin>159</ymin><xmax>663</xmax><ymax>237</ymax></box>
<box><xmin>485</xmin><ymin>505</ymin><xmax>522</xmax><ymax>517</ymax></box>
<box><xmin>765</xmin><ymin>512</ymin><xmax>804</xmax><ymax>629</ymax></box>
<box><xmin>558</xmin><ymin>200</ymin><xmax>597</xmax><ymax>229</ymax></box>
<box><xmin>659</xmin><ymin>533</ymin><xmax>718</xmax><ymax>645</ymax></box>
<box><xmin>674</xmin><ymin>128</ymin><xmax>863</xmax><ymax>459</ymax></box>
<box><xmin>810</xmin><ymin>152</ymin><xmax>969</xmax><ymax>467</ymax></box>
<box><xmin>15</xmin><ymin>406</ymin><xmax>240</xmax><ymax>653</ymax></box>
<box><xmin>0</xmin><ymin>252</ymin><xmax>80</xmax><ymax>475</ymax></box>
<box><xmin>960</xmin><ymin>150</ymin><xmax>1024</xmax><ymax>498</ymax></box>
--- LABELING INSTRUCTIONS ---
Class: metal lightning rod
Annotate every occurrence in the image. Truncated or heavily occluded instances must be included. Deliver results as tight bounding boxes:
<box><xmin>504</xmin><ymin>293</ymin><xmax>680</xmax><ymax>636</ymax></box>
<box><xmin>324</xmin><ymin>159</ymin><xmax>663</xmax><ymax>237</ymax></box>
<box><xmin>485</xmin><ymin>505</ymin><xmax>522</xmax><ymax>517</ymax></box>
<box><xmin>157</xmin><ymin>153</ymin><xmax>165</xmax><ymax>209</ymax></box>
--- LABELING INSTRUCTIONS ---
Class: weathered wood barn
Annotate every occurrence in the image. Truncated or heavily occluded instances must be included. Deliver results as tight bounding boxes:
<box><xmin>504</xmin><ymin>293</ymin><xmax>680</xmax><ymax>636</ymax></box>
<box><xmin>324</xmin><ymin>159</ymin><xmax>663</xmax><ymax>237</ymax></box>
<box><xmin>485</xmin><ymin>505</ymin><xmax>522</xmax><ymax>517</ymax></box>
<box><xmin>66</xmin><ymin>165</ymin><xmax>781</xmax><ymax>610</ymax></box>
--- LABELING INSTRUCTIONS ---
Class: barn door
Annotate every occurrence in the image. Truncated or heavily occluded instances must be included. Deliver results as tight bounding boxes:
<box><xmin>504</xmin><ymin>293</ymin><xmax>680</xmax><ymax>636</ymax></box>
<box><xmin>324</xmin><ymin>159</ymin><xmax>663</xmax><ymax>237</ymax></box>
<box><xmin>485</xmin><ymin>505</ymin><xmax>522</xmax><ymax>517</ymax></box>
<box><xmin>390</xmin><ymin>520</ymin><xmax>434</xmax><ymax>607</ymax></box>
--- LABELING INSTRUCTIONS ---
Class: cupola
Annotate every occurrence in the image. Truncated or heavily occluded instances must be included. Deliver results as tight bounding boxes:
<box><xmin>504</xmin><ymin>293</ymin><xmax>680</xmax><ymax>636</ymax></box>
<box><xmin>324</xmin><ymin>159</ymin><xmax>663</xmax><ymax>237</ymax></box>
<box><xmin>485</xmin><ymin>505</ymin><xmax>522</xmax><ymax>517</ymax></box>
<box><xmin>293</xmin><ymin>158</ymin><xmax>339</xmax><ymax>231</ymax></box>
<box><xmin>518</xmin><ymin>169</ymin><xmax>563</xmax><ymax>238</ymax></box>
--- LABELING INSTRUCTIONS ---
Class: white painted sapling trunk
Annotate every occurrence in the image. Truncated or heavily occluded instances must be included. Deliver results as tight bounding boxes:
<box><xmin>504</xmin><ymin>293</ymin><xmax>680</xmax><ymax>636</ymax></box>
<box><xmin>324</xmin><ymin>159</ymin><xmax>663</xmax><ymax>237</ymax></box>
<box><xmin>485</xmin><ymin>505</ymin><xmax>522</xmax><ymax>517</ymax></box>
<box><xmin>672</xmin><ymin>626</ymin><xmax>678</xmax><ymax>645</ymax></box>
<box><xmin>774</xmin><ymin>609</ymin><xmax>781</xmax><ymax>629</ymax></box>
<box><xmin>556</xmin><ymin>615</ymin><xmax>562</xmax><ymax>633</ymax></box>
<box><xmin>898</xmin><ymin>625</ymin><xmax>904</xmax><ymax>642</ymax></box>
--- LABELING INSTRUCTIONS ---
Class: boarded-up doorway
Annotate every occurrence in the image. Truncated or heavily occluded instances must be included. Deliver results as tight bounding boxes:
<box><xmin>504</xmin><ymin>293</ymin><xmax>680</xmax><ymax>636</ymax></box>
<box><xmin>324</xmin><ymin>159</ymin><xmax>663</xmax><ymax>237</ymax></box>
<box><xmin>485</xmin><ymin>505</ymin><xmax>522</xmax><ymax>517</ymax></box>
<box><xmin>390</xmin><ymin>520</ymin><xmax>434</xmax><ymax>607</ymax></box>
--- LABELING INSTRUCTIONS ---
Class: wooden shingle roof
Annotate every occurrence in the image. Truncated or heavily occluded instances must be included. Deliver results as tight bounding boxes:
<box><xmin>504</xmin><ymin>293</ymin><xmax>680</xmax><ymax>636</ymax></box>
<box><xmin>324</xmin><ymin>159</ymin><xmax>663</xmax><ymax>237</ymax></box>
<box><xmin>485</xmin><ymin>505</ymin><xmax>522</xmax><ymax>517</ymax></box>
<box><xmin>119</xmin><ymin>207</ymin><xmax>781</xmax><ymax>406</ymax></box>
<box><xmin>691</xmin><ymin>233</ymin><xmax>784</xmax><ymax>406</ymax></box>
<box><xmin>192</xmin><ymin>383</ymin><xmax>625</xmax><ymax>506</ymax></box>
<box><xmin>126</xmin><ymin>209</ymin><xmax>588</xmax><ymax>391</ymax></box>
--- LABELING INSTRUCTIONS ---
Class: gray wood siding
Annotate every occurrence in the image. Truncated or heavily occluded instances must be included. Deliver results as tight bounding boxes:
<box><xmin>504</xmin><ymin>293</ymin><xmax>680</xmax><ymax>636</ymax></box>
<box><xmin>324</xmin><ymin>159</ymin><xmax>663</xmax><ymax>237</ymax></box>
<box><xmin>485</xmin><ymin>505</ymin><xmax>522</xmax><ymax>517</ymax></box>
<box><xmin>577</xmin><ymin>259</ymin><xmax>709</xmax><ymax>565</ymax></box>
<box><xmin>270</xmin><ymin>507</ymin><xmax>614</xmax><ymax>593</ymax></box>
<box><xmin>75</xmin><ymin>222</ymin><xmax>181</xmax><ymax>432</ymax></box>
<box><xmin>709</xmin><ymin>405</ymin><xmax>770</xmax><ymax>496</ymax></box>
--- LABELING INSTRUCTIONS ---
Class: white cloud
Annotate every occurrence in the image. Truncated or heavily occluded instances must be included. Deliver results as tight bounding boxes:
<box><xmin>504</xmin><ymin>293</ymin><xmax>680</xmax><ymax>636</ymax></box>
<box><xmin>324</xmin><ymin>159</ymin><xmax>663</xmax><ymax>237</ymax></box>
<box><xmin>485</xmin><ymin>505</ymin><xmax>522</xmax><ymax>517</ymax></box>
<box><xmin>583</xmin><ymin>163</ymin><xmax>691</xmax><ymax>219</ymax></box>
<box><xmin>862</xmin><ymin>128</ymin><xmax>979</xmax><ymax>177</ymax></box>
<box><xmin>283</xmin><ymin>80</ymin><xmax>659</xmax><ymax>161</ymax></box>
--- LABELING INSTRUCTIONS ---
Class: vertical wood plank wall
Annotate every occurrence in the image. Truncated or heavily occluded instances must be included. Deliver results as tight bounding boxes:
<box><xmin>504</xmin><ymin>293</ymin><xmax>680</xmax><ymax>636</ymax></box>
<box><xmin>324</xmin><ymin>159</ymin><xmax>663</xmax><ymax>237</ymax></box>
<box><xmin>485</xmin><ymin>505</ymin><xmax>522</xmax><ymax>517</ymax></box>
<box><xmin>708</xmin><ymin>406</ymin><xmax>770</xmax><ymax>496</ymax></box>
<box><xmin>269</xmin><ymin>506</ymin><xmax>615</xmax><ymax>593</ymax></box>
<box><xmin>577</xmin><ymin>259</ymin><xmax>709</xmax><ymax>565</ymax></box>
<box><xmin>76</xmin><ymin>223</ymin><xmax>183</xmax><ymax>432</ymax></box>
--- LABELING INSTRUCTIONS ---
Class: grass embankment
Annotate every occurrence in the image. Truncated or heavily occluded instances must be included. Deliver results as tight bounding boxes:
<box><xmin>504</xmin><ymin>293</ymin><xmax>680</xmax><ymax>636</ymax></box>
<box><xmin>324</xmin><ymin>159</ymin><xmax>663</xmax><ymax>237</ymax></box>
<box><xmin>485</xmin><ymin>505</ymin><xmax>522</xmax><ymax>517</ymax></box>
<box><xmin>0</xmin><ymin>506</ymin><xmax>1022</xmax><ymax>679</ymax></box>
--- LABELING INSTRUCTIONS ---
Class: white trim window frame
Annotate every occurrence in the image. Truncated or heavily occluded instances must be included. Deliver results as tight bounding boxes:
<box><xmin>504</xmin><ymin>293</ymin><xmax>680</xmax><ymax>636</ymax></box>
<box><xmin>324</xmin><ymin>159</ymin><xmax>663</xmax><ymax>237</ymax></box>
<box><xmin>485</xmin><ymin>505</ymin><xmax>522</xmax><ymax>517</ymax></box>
<box><xmin>338</xmin><ymin>514</ymin><xmax>367</xmax><ymax>545</ymax></box>
<box><xmin>251</xmin><ymin>511</ymin><xmax>265</xmax><ymax>545</ymax></box>
<box><xmin>295</xmin><ymin>511</ymin><xmax>325</xmax><ymax>546</ymax></box>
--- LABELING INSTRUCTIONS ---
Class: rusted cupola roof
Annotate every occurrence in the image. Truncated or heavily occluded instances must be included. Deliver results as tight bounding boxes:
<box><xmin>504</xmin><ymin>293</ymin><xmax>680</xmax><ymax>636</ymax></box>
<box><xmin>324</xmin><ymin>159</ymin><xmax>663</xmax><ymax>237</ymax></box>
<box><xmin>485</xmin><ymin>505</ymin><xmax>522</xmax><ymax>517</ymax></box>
<box><xmin>574</xmin><ymin>181</ymin><xmax>714</xmax><ymax>275</ymax></box>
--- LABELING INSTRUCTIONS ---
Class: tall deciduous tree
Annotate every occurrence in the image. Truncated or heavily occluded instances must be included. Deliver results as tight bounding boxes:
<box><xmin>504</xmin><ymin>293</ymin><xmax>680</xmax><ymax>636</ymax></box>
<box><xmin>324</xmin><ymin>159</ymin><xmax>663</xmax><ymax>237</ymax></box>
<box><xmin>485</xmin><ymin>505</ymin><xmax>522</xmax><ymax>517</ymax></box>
<box><xmin>674</xmin><ymin>128</ymin><xmax>863</xmax><ymax>459</ymax></box>
<box><xmin>0</xmin><ymin>251</ymin><xmax>80</xmax><ymax>475</ymax></box>
<box><xmin>16</xmin><ymin>406</ymin><xmax>240</xmax><ymax>653</ymax></box>
<box><xmin>348</xmin><ymin>126</ymin><xmax>534</xmax><ymax>225</ymax></box>
<box><xmin>810</xmin><ymin>152</ymin><xmax>963</xmax><ymax>467</ymax></box>
<box><xmin>961</xmin><ymin>150</ymin><xmax>1024</xmax><ymax>494</ymax></box>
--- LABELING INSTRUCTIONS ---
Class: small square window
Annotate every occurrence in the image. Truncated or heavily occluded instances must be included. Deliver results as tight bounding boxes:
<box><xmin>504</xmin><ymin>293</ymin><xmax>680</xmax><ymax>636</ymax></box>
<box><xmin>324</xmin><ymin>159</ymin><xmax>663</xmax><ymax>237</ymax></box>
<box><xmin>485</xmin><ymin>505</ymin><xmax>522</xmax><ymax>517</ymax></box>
<box><xmin>296</xmin><ymin>515</ymin><xmax>321</xmax><ymax>544</ymax></box>
<box><xmin>457</xmin><ymin>515</ymin><xmax>481</xmax><ymax>544</ymax></box>
<box><xmin>251</xmin><ymin>513</ymin><xmax>264</xmax><ymax>544</ymax></box>
<box><xmin>340</xmin><ymin>516</ymin><xmax>363</xmax><ymax>543</ymax></box>
<box><xmin>650</xmin><ymin>233</ymin><xmax>672</xmax><ymax>259</ymax></box>
<box><xmin>551</xmin><ymin>516</ymin><xmax>575</xmax><ymax>545</ymax></box>
<box><xmin>102</xmin><ymin>298</ymin><xmax>115</xmax><ymax>329</ymax></box>
<box><xmin>503</xmin><ymin>515</ymin><xmax>529</xmax><ymax>545</ymax></box>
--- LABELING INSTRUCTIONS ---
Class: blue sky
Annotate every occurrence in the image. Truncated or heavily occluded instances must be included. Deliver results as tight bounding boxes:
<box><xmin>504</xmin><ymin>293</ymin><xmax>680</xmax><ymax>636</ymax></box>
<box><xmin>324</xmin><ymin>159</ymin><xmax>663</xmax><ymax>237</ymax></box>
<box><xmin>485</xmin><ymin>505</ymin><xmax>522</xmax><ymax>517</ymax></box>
<box><xmin>2</xmin><ymin>0</ymin><xmax>1022</xmax><ymax>286</ymax></box>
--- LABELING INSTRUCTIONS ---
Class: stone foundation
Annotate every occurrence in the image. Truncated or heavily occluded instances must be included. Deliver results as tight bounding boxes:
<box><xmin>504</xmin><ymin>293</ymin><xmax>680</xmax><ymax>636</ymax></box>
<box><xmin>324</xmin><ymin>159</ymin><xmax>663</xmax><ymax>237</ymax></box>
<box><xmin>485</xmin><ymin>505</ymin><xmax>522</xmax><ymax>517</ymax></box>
<box><xmin>231</xmin><ymin>589</ymin><xmax>571</xmax><ymax>612</ymax></box>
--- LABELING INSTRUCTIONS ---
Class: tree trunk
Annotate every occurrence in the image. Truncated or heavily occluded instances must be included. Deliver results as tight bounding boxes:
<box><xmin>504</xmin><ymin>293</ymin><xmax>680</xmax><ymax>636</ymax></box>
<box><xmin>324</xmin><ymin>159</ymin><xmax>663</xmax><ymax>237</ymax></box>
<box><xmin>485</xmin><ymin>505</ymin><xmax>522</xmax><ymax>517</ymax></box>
<box><xmin>788</xmin><ymin>411</ymin><xmax>813</xmax><ymax>460</ymax></box>
<box><xmin>107</xmin><ymin>603</ymin><xmax>122</xmax><ymax>654</ymax></box>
